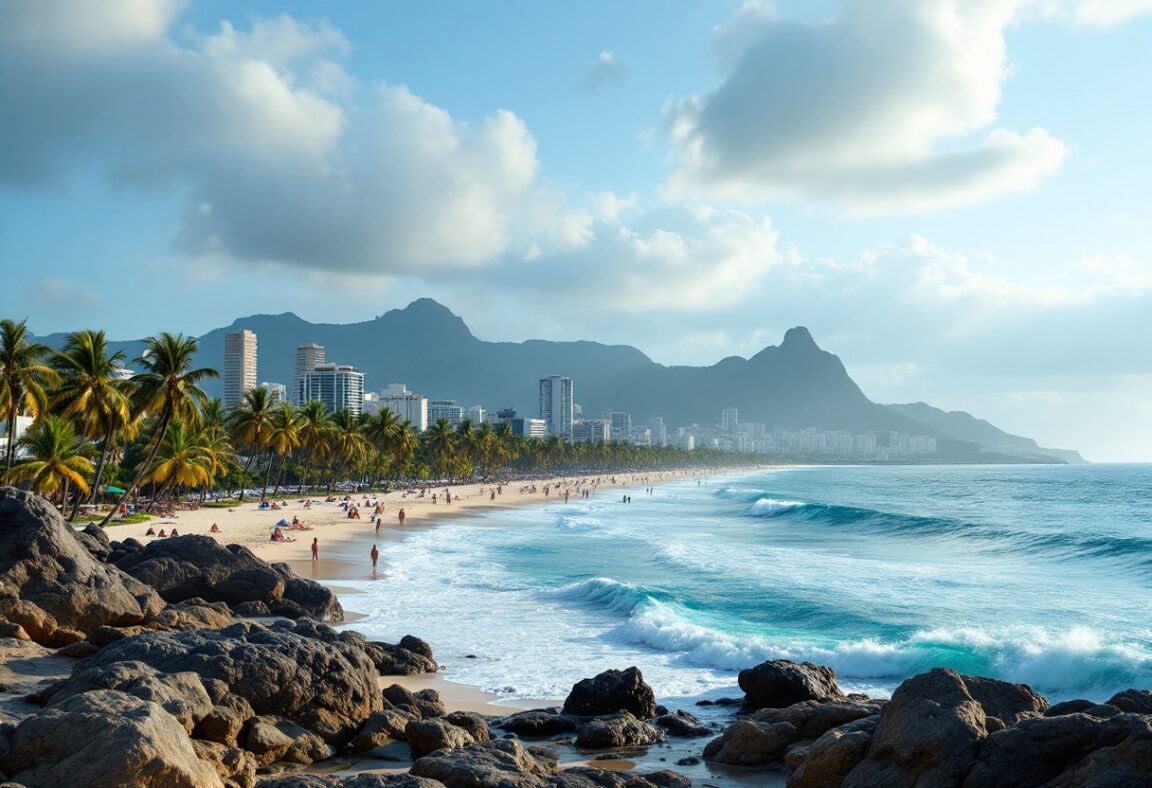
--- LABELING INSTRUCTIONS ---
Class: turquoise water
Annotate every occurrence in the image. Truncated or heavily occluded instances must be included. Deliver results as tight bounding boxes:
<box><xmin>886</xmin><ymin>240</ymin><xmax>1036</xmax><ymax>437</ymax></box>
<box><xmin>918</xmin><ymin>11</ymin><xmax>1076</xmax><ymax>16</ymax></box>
<box><xmin>344</xmin><ymin>464</ymin><xmax>1152</xmax><ymax>703</ymax></box>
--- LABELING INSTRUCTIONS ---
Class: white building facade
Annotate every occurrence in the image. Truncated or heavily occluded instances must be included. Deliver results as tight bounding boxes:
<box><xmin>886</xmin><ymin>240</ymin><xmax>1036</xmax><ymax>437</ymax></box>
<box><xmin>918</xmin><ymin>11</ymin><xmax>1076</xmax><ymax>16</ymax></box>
<box><xmin>300</xmin><ymin>364</ymin><xmax>364</xmax><ymax>416</ymax></box>
<box><xmin>223</xmin><ymin>330</ymin><xmax>257</xmax><ymax>410</ymax></box>
<box><xmin>538</xmin><ymin>375</ymin><xmax>574</xmax><ymax>439</ymax></box>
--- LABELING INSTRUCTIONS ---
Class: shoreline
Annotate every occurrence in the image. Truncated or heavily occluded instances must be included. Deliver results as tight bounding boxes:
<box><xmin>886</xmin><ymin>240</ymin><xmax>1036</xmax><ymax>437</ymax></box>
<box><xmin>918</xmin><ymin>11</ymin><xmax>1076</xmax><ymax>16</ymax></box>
<box><xmin>99</xmin><ymin>467</ymin><xmax>762</xmax><ymax>716</ymax></box>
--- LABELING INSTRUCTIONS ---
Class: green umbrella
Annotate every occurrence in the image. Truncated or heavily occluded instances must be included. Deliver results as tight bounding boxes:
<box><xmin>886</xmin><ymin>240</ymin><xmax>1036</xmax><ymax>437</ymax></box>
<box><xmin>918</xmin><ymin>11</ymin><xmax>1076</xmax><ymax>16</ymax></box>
<box><xmin>104</xmin><ymin>486</ymin><xmax>127</xmax><ymax>495</ymax></box>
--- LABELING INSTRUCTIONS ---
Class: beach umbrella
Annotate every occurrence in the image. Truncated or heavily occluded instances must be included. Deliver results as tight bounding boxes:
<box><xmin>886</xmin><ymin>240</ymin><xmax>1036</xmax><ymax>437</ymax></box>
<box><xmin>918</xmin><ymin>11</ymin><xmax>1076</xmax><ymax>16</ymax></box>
<box><xmin>104</xmin><ymin>485</ymin><xmax>127</xmax><ymax>495</ymax></box>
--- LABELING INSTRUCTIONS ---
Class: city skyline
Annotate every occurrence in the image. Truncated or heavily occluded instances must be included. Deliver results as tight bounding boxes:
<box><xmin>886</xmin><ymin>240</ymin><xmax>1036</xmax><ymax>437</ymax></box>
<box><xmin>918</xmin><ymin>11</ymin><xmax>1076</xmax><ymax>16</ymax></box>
<box><xmin>2</xmin><ymin>2</ymin><xmax>1148</xmax><ymax>459</ymax></box>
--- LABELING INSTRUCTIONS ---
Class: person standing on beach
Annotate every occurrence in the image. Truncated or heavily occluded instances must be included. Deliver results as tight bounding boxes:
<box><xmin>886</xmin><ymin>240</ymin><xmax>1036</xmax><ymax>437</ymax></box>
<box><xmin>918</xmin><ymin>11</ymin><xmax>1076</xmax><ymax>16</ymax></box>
<box><xmin>370</xmin><ymin>544</ymin><xmax>379</xmax><ymax>568</ymax></box>
<box><xmin>311</xmin><ymin>538</ymin><xmax>318</xmax><ymax>561</ymax></box>
<box><xmin>398</xmin><ymin>508</ymin><xmax>406</xmax><ymax>526</ymax></box>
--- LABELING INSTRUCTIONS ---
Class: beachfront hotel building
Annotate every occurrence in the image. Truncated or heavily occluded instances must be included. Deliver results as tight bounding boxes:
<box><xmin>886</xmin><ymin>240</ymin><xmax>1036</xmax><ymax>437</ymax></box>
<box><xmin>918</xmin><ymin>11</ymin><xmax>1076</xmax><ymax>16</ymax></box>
<box><xmin>428</xmin><ymin>400</ymin><xmax>464</xmax><ymax>427</ymax></box>
<box><xmin>299</xmin><ymin>364</ymin><xmax>364</xmax><ymax>416</ymax></box>
<box><xmin>572</xmin><ymin>419</ymin><xmax>611</xmax><ymax>444</ymax></box>
<box><xmin>539</xmin><ymin>375</ymin><xmax>574</xmax><ymax>438</ymax></box>
<box><xmin>721</xmin><ymin>407</ymin><xmax>739</xmax><ymax>432</ymax></box>
<box><xmin>649</xmin><ymin>416</ymin><xmax>668</xmax><ymax>447</ymax></box>
<box><xmin>223</xmin><ymin>330</ymin><xmax>257</xmax><ymax>410</ymax></box>
<box><xmin>363</xmin><ymin>383</ymin><xmax>428</xmax><ymax>431</ymax></box>
<box><xmin>292</xmin><ymin>343</ymin><xmax>326</xmax><ymax>404</ymax></box>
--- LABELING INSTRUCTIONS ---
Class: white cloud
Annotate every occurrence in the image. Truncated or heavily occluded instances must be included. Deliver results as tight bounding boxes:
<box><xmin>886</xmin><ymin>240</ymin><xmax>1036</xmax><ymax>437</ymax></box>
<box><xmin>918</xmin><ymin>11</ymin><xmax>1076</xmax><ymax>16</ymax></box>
<box><xmin>0</xmin><ymin>2</ymin><xmax>542</xmax><ymax>272</ymax></box>
<box><xmin>665</xmin><ymin>0</ymin><xmax>1067</xmax><ymax>213</ymax></box>
<box><xmin>1073</xmin><ymin>0</ymin><xmax>1152</xmax><ymax>26</ymax></box>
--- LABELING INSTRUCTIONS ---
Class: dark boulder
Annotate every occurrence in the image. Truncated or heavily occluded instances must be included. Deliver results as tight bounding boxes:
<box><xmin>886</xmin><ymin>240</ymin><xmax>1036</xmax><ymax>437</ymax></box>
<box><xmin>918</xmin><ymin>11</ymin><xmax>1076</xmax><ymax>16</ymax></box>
<box><xmin>240</xmin><ymin>714</ymin><xmax>332</xmax><ymax>766</ymax></box>
<box><xmin>789</xmin><ymin>715</ymin><xmax>879</xmax><ymax>788</ymax></box>
<box><xmin>1106</xmin><ymin>689</ymin><xmax>1152</xmax><ymax>715</ymax></box>
<box><xmin>76</xmin><ymin>523</ymin><xmax>112</xmax><ymax>561</ymax></box>
<box><xmin>364</xmin><ymin>639</ymin><xmax>438</xmax><ymax>676</ymax></box>
<box><xmin>550</xmin><ymin>768</ymin><xmax>692</xmax><ymax>787</ymax></box>
<box><xmin>350</xmin><ymin>709</ymin><xmax>416</xmax><ymax>752</ymax></box>
<box><xmin>562</xmin><ymin>667</ymin><xmax>657</xmax><ymax>719</ymax></box>
<box><xmin>112</xmin><ymin>535</ymin><xmax>342</xmax><ymax>622</ymax></box>
<box><xmin>0</xmin><ymin>487</ymin><xmax>164</xmax><ymax>646</ymax></box>
<box><xmin>737</xmin><ymin>659</ymin><xmax>845</xmax><ymax>710</ymax></box>
<box><xmin>260</xmin><ymin>776</ymin><xmax>442</xmax><ymax>787</ymax></box>
<box><xmin>703</xmin><ymin>718</ymin><xmax>798</xmax><ymax>766</ymax></box>
<box><xmin>79</xmin><ymin>619</ymin><xmax>382</xmax><ymax>744</ymax></box>
<box><xmin>406</xmin><ymin>716</ymin><xmax>479</xmax><ymax>758</ymax></box>
<box><xmin>751</xmin><ymin>699</ymin><xmax>885</xmax><ymax>740</ymax></box>
<box><xmin>382</xmin><ymin>684</ymin><xmax>446</xmax><ymax>719</ymax></box>
<box><xmin>575</xmin><ymin>711</ymin><xmax>665</xmax><ymax>749</ymax></box>
<box><xmin>652</xmin><ymin>710</ymin><xmax>712</xmax><ymax>738</ymax></box>
<box><xmin>410</xmin><ymin>738</ymin><xmax>560</xmax><ymax>785</ymax></box>
<box><xmin>498</xmin><ymin>708</ymin><xmax>580</xmax><ymax>737</ymax></box>
<box><xmin>842</xmin><ymin>668</ymin><xmax>1049</xmax><ymax>787</ymax></box>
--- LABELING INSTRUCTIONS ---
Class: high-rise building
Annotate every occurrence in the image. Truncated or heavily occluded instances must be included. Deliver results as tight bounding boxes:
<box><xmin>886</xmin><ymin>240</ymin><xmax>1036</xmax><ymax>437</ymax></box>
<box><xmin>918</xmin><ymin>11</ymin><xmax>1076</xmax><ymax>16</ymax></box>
<box><xmin>223</xmin><ymin>330</ymin><xmax>257</xmax><ymax>410</ymax></box>
<box><xmin>293</xmin><ymin>343</ymin><xmax>325</xmax><ymax>404</ymax></box>
<box><xmin>572</xmin><ymin>419</ymin><xmax>611</xmax><ymax>444</ymax></box>
<box><xmin>648</xmin><ymin>417</ymin><xmax>667</xmax><ymax>447</ymax></box>
<box><xmin>721</xmin><ymin>407</ymin><xmax>739</xmax><ymax>432</ymax></box>
<box><xmin>428</xmin><ymin>400</ymin><xmax>464</xmax><ymax>427</ymax></box>
<box><xmin>466</xmin><ymin>405</ymin><xmax>486</xmax><ymax>425</ymax></box>
<box><xmin>539</xmin><ymin>375</ymin><xmax>574</xmax><ymax>438</ymax></box>
<box><xmin>603</xmin><ymin>411</ymin><xmax>632</xmax><ymax>438</ymax></box>
<box><xmin>299</xmin><ymin>364</ymin><xmax>364</xmax><ymax>416</ymax></box>
<box><xmin>364</xmin><ymin>383</ymin><xmax>429</xmax><ymax>431</ymax></box>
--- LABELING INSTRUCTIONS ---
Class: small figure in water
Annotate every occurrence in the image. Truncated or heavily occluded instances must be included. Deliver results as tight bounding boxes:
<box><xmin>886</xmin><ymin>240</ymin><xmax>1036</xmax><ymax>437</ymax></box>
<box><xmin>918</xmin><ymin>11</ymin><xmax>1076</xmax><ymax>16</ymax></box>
<box><xmin>311</xmin><ymin>537</ymin><xmax>318</xmax><ymax>561</ymax></box>
<box><xmin>370</xmin><ymin>544</ymin><xmax>379</xmax><ymax>568</ymax></box>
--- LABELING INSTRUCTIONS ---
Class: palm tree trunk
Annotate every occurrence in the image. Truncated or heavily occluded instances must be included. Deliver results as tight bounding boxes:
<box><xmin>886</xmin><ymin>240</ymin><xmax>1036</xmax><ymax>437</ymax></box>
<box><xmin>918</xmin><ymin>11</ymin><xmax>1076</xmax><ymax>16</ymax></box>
<box><xmin>4</xmin><ymin>408</ymin><xmax>17</xmax><ymax>476</ymax></box>
<box><xmin>260</xmin><ymin>448</ymin><xmax>275</xmax><ymax>500</ymax></box>
<box><xmin>237</xmin><ymin>444</ymin><xmax>259</xmax><ymax>501</ymax></box>
<box><xmin>99</xmin><ymin>411</ymin><xmax>171</xmax><ymax>527</ymax></box>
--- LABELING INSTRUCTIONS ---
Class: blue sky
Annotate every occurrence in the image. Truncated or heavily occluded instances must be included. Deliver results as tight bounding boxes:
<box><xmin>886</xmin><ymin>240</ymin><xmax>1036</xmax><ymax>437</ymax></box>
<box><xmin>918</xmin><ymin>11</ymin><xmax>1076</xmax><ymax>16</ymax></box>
<box><xmin>1</xmin><ymin>0</ymin><xmax>1149</xmax><ymax>460</ymax></box>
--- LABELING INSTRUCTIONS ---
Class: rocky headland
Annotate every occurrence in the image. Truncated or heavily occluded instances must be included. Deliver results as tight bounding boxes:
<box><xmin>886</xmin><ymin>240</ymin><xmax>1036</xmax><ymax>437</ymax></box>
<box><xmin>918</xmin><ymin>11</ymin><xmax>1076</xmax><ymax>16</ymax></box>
<box><xmin>1</xmin><ymin>484</ymin><xmax>1150</xmax><ymax>786</ymax></box>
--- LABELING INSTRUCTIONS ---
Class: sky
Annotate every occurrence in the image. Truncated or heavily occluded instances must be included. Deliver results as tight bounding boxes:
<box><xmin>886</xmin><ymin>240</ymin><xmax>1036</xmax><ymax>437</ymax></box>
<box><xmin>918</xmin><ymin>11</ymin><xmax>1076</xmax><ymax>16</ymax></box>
<box><xmin>1</xmin><ymin>0</ymin><xmax>1150</xmax><ymax>461</ymax></box>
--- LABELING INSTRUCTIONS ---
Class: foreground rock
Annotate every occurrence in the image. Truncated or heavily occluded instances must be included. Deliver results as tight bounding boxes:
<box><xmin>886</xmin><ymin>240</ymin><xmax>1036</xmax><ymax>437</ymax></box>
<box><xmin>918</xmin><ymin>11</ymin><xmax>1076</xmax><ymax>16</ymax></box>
<box><xmin>0</xmin><ymin>486</ymin><xmax>164</xmax><ymax>647</ymax></box>
<box><xmin>1</xmin><ymin>689</ymin><xmax>223</xmax><ymax>787</ymax></box>
<box><xmin>410</xmin><ymin>739</ymin><xmax>560</xmax><ymax>785</ymax></box>
<box><xmin>562</xmin><ymin>667</ymin><xmax>657</xmax><ymax>719</ymax></box>
<box><xmin>363</xmin><ymin>635</ymin><xmax>438</xmax><ymax>675</ymax></box>
<box><xmin>111</xmin><ymin>534</ymin><xmax>343</xmax><ymax>622</ymax></box>
<box><xmin>73</xmin><ymin>618</ymin><xmax>382</xmax><ymax>744</ymax></box>
<box><xmin>738</xmin><ymin>659</ymin><xmax>846</xmax><ymax>710</ymax></box>
<box><xmin>574</xmin><ymin>711</ymin><xmax>665</xmax><ymax>749</ymax></box>
<box><xmin>498</xmin><ymin>708</ymin><xmax>581</xmax><ymax>738</ymax></box>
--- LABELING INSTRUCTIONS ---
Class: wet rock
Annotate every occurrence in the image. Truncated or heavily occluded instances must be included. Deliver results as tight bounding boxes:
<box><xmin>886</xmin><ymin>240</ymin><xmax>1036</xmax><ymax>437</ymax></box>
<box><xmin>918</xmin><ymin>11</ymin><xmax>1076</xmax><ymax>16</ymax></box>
<box><xmin>444</xmin><ymin>711</ymin><xmax>492</xmax><ymax>743</ymax></box>
<box><xmin>498</xmin><ymin>709</ymin><xmax>580</xmax><ymax>737</ymax></box>
<box><xmin>562</xmin><ymin>668</ymin><xmax>657</xmax><ymax>719</ymax></box>
<box><xmin>702</xmin><ymin>718</ymin><xmax>798</xmax><ymax>766</ymax></box>
<box><xmin>652</xmin><ymin>710</ymin><xmax>712</xmax><ymax>738</ymax></box>
<box><xmin>751</xmin><ymin>699</ymin><xmax>885</xmax><ymax>740</ymax></box>
<box><xmin>406</xmin><ymin>717</ymin><xmax>478</xmax><ymax>758</ymax></box>
<box><xmin>842</xmin><ymin>668</ymin><xmax>1049</xmax><ymax>787</ymax></box>
<box><xmin>1045</xmin><ymin>699</ymin><xmax>1122</xmax><ymax>719</ymax></box>
<box><xmin>112</xmin><ymin>535</ymin><xmax>342</xmax><ymax>622</ymax></box>
<box><xmin>1105</xmin><ymin>689</ymin><xmax>1152</xmax><ymax>715</ymax></box>
<box><xmin>259</xmin><ymin>775</ymin><xmax>442</xmax><ymax>787</ymax></box>
<box><xmin>788</xmin><ymin>715</ymin><xmax>879</xmax><ymax>788</ymax></box>
<box><xmin>0</xmin><ymin>487</ymin><xmax>164</xmax><ymax>646</ymax></box>
<box><xmin>231</xmin><ymin>600</ymin><xmax>271</xmax><ymax>618</ymax></box>
<box><xmin>575</xmin><ymin>712</ymin><xmax>665</xmax><ymax>749</ymax></box>
<box><xmin>737</xmin><ymin>659</ymin><xmax>845</xmax><ymax>710</ymax></box>
<box><xmin>363</xmin><ymin>639</ymin><xmax>438</xmax><ymax>676</ymax></box>
<box><xmin>551</xmin><ymin>767</ymin><xmax>692</xmax><ymax>787</ymax></box>
<box><xmin>410</xmin><ymin>738</ymin><xmax>560</xmax><ymax>785</ymax></box>
<box><xmin>0</xmin><ymin>689</ymin><xmax>222</xmax><ymax>787</ymax></box>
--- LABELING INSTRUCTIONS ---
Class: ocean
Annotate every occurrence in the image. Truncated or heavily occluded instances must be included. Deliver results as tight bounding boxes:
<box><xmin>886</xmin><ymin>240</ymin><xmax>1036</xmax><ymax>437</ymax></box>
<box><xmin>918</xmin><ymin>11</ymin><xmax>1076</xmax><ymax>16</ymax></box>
<box><xmin>338</xmin><ymin>464</ymin><xmax>1152</xmax><ymax>706</ymax></box>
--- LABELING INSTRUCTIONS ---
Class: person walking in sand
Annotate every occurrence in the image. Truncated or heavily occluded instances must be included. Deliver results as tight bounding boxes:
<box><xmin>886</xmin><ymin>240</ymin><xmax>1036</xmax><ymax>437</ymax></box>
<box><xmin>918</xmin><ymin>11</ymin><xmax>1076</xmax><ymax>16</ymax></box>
<box><xmin>398</xmin><ymin>508</ymin><xmax>406</xmax><ymax>525</ymax></box>
<box><xmin>311</xmin><ymin>538</ymin><xmax>318</xmax><ymax>561</ymax></box>
<box><xmin>370</xmin><ymin>544</ymin><xmax>379</xmax><ymax>568</ymax></box>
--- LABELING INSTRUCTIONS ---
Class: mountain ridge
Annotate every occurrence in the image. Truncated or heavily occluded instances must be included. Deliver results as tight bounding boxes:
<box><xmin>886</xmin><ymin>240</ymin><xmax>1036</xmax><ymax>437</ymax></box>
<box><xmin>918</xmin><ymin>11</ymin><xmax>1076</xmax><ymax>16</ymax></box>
<box><xmin>34</xmin><ymin>299</ymin><xmax>1077</xmax><ymax>462</ymax></box>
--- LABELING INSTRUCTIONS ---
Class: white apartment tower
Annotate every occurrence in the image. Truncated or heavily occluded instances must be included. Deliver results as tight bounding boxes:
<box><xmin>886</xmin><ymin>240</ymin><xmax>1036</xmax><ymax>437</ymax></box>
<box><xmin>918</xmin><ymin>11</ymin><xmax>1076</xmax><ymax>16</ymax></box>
<box><xmin>293</xmin><ymin>343</ymin><xmax>326</xmax><ymax>404</ymax></box>
<box><xmin>367</xmin><ymin>384</ymin><xmax>429</xmax><ymax>431</ymax></box>
<box><xmin>721</xmin><ymin>407</ymin><xmax>739</xmax><ymax>432</ymax></box>
<box><xmin>299</xmin><ymin>364</ymin><xmax>365</xmax><ymax>416</ymax></box>
<box><xmin>223</xmin><ymin>330</ymin><xmax>257</xmax><ymax>410</ymax></box>
<box><xmin>539</xmin><ymin>375</ymin><xmax>574</xmax><ymax>439</ymax></box>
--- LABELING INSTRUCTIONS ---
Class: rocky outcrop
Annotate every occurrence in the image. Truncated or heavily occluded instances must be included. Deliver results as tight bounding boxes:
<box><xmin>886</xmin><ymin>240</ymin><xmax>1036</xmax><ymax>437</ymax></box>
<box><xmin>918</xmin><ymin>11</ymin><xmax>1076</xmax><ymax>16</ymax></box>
<box><xmin>111</xmin><ymin>535</ymin><xmax>343</xmax><ymax>622</ymax></box>
<box><xmin>383</xmin><ymin>684</ymin><xmax>446</xmax><ymax>720</ymax></box>
<box><xmin>350</xmin><ymin>709</ymin><xmax>416</xmax><ymax>752</ymax></box>
<box><xmin>738</xmin><ymin>659</ymin><xmax>846</xmax><ymax>710</ymax></box>
<box><xmin>652</xmin><ymin>709</ymin><xmax>712</xmax><ymax>738</ymax></box>
<box><xmin>364</xmin><ymin>636</ymin><xmax>438</xmax><ymax>676</ymax></box>
<box><xmin>842</xmin><ymin>668</ymin><xmax>1047</xmax><ymax>787</ymax></box>
<box><xmin>0</xmin><ymin>689</ymin><xmax>223</xmax><ymax>787</ymax></box>
<box><xmin>551</xmin><ymin>768</ymin><xmax>691</xmax><ymax>787</ymax></box>
<box><xmin>240</xmin><ymin>714</ymin><xmax>332</xmax><ymax>766</ymax></box>
<box><xmin>410</xmin><ymin>738</ymin><xmax>560</xmax><ymax>785</ymax></box>
<box><xmin>498</xmin><ymin>708</ymin><xmax>580</xmax><ymax>738</ymax></box>
<box><xmin>190</xmin><ymin>739</ymin><xmax>257</xmax><ymax>788</ymax></box>
<box><xmin>0</xmin><ymin>486</ymin><xmax>164</xmax><ymax>646</ymax></box>
<box><xmin>259</xmin><ymin>776</ymin><xmax>441</xmax><ymax>787</ymax></box>
<box><xmin>78</xmin><ymin>619</ymin><xmax>381</xmax><ymax>744</ymax></box>
<box><xmin>788</xmin><ymin>715</ymin><xmax>879</xmax><ymax>788</ymax></box>
<box><xmin>574</xmin><ymin>711</ymin><xmax>665</xmax><ymax>749</ymax></box>
<box><xmin>406</xmin><ymin>716</ymin><xmax>479</xmax><ymax>758</ymax></box>
<box><xmin>562</xmin><ymin>667</ymin><xmax>657</xmax><ymax>719</ymax></box>
<box><xmin>148</xmin><ymin>599</ymin><xmax>234</xmax><ymax>632</ymax></box>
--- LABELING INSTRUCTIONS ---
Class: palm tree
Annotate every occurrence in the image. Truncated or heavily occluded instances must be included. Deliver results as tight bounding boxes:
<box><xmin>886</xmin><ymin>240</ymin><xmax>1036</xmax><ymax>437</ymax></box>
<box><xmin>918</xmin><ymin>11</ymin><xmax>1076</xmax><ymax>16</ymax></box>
<box><xmin>474</xmin><ymin>421</ymin><xmax>501</xmax><ymax>479</ymax></box>
<box><xmin>0</xmin><ymin>319</ymin><xmax>60</xmax><ymax>474</ymax></box>
<box><xmin>296</xmin><ymin>400</ymin><xmax>332</xmax><ymax>493</ymax></box>
<box><xmin>143</xmin><ymin>421</ymin><xmax>213</xmax><ymax>499</ymax></box>
<box><xmin>50</xmin><ymin>330</ymin><xmax>133</xmax><ymax>519</ymax></box>
<box><xmin>100</xmin><ymin>333</ymin><xmax>216</xmax><ymax>525</ymax></box>
<box><xmin>363</xmin><ymin>407</ymin><xmax>400</xmax><ymax>485</ymax></box>
<box><xmin>326</xmin><ymin>408</ymin><xmax>367</xmax><ymax>489</ymax></box>
<box><xmin>227</xmin><ymin>386</ymin><xmax>275</xmax><ymax>500</ymax></box>
<box><xmin>264</xmin><ymin>403</ymin><xmax>302</xmax><ymax>497</ymax></box>
<box><xmin>392</xmin><ymin>420</ymin><xmax>418</xmax><ymax>480</ymax></box>
<box><xmin>7</xmin><ymin>415</ymin><xmax>94</xmax><ymax>506</ymax></box>
<box><xmin>425</xmin><ymin>417</ymin><xmax>456</xmax><ymax>481</ymax></box>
